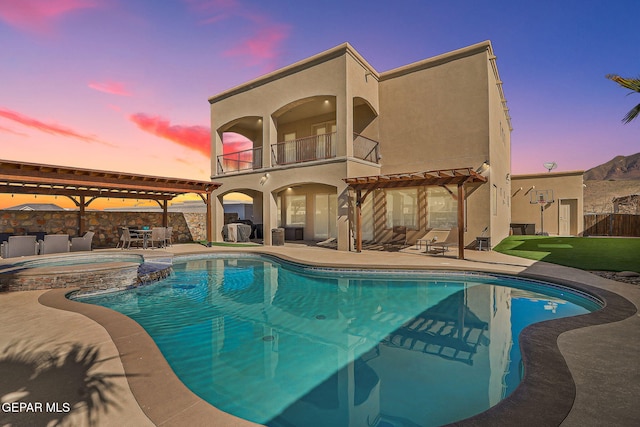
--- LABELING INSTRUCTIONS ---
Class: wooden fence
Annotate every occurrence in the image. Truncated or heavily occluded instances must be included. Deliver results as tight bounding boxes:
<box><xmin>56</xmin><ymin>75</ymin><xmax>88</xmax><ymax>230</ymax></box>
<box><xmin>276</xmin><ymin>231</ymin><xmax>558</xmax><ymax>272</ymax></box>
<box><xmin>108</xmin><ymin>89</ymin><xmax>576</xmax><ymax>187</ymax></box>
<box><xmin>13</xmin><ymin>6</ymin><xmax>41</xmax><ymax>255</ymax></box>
<box><xmin>583</xmin><ymin>214</ymin><xmax>640</xmax><ymax>237</ymax></box>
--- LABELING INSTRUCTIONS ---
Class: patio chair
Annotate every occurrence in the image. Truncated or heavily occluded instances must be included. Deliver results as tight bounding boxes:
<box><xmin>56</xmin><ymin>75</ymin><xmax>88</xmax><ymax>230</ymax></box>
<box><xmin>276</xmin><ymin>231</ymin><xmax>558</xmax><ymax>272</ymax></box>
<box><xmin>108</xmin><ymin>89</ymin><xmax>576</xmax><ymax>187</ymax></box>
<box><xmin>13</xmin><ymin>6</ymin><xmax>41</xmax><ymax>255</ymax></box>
<box><xmin>1</xmin><ymin>235</ymin><xmax>38</xmax><ymax>258</ymax></box>
<box><xmin>71</xmin><ymin>231</ymin><xmax>95</xmax><ymax>252</ymax></box>
<box><xmin>149</xmin><ymin>227</ymin><xmax>165</xmax><ymax>249</ymax></box>
<box><xmin>120</xmin><ymin>227</ymin><xmax>143</xmax><ymax>249</ymax></box>
<box><xmin>38</xmin><ymin>234</ymin><xmax>71</xmax><ymax>255</ymax></box>
<box><xmin>164</xmin><ymin>227</ymin><xmax>173</xmax><ymax>247</ymax></box>
<box><xmin>416</xmin><ymin>229</ymin><xmax>450</xmax><ymax>252</ymax></box>
<box><xmin>429</xmin><ymin>227</ymin><xmax>459</xmax><ymax>255</ymax></box>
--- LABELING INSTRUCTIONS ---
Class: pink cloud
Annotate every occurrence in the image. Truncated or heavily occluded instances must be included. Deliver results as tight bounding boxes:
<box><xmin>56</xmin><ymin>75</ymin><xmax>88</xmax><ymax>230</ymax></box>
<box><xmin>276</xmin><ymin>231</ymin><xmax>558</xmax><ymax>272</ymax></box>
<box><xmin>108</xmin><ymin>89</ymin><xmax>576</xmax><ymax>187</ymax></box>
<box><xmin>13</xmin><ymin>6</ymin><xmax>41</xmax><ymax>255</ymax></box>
<box><xmin>0</xmin><ymin>0</ymin><xmax>100</xmax><ymax>35</ymax></box>
<box><xmin>0</xmin><ymin>125</ymin><xmax>28</xmax><ymax>137</ymax></box>
<box><xmin>183</xmin><ymin>0</ymin><xmax>289</xmax><ymax>71</ymax></box>
<box><xmin>183</xmin><ymin>0</ymin><xmax>237</xmax><ymax>23</ymax></box>
<box><xmin>222</xmin><ymin>132</ymin><xmax>252</xmax><ymax>154</ymax></box>
<box><xmin>129</xmin><ymin>113</ymin><xmax>210</xmax><ymax>156</ymax></box>
<box><xmin>88</xmin><ymin>80</ymin><xmax>132</xmax><ymax>96</ymax></box>
<box><xmin>224</xmin><ymin>24</ymin><xmax>289</xmax><ymax>69</ymax></box>
<box><xmin>0</xmin><ymin>107</ymin><xmax>103</xmax><ymax>144</ymax></box>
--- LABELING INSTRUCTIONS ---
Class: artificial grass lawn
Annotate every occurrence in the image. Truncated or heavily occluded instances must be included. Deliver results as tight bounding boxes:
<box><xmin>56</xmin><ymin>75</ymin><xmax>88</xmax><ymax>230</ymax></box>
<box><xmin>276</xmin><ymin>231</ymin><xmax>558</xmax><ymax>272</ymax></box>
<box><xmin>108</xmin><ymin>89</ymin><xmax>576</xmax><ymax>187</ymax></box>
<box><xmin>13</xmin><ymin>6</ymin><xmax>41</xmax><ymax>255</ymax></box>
<box><xmin>493</xmin><ymin>236</ymin><xmax>640</xmax><ymax>273</ymax></box>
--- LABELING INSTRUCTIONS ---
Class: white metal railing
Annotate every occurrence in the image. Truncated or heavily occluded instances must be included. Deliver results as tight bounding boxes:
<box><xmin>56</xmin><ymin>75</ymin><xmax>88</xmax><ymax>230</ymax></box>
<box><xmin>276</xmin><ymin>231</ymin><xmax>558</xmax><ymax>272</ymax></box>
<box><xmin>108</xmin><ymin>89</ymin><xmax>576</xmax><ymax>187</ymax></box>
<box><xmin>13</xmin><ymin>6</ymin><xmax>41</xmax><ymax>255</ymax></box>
<box><xmin>271</xmin><ymin>132</ymin><xmax>336</xmax><ymax>165</ymax></box>
<box><xmin>353</xmin><ymin>133</ymin><xmax>380</xmax><ymax>163</ymax></box>
<box><xmin>217</xmin><ymin>146</ymin><xmax>263</xmax><ymax>174</ymax></box>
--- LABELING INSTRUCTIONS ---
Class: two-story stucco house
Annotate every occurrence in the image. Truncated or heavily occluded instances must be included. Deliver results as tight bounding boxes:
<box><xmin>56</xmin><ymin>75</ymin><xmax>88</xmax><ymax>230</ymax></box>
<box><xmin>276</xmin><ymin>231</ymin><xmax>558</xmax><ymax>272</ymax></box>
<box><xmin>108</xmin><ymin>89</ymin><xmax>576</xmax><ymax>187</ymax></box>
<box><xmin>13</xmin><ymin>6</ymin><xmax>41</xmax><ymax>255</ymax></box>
<box><xmin>208</xmin><ymin>41</ymin><xmax>512</xmax><ymax>253</ymax></box>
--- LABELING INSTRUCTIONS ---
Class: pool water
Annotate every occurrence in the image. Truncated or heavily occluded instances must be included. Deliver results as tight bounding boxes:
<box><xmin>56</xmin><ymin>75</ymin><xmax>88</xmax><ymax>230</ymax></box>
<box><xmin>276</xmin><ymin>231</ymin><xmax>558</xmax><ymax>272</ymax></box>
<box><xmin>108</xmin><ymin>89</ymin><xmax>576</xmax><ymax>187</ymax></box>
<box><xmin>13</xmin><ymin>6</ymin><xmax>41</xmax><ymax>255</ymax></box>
<box><xmin>77</xmin><ymin>254</ymin><xmax>600</xmax><ymax>427</ymax></box>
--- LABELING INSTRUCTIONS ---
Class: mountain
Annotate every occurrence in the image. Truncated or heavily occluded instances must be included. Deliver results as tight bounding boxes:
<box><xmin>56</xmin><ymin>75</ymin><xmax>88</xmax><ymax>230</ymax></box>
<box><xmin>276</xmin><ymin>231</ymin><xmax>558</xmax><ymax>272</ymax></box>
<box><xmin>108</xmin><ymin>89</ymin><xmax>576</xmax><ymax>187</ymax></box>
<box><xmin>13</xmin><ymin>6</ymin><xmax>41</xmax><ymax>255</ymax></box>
<box><xmin>584</xmin><ymin>153</ymin><xmax>640</xmax><ymax>181</ymax></box>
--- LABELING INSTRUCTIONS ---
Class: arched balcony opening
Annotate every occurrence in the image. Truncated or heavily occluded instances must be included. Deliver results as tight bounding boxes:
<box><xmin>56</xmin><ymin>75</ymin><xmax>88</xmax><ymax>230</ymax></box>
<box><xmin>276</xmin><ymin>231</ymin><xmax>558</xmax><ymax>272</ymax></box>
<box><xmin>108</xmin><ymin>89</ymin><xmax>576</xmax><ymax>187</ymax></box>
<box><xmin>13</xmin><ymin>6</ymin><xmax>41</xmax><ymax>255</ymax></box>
<box><xmin>271</xmin><ymin>96</ymin><xmax>337</xmax><ymax>165</ymax></box>
<box><xmin>353</xmin><ymin>97</ymin><xmax>381</xmax><ymax>163</ymax></box>
<box><xmin>217</xmin><ymin>117</ymin><xmax>263</xmax><ymax>174</ymax></box>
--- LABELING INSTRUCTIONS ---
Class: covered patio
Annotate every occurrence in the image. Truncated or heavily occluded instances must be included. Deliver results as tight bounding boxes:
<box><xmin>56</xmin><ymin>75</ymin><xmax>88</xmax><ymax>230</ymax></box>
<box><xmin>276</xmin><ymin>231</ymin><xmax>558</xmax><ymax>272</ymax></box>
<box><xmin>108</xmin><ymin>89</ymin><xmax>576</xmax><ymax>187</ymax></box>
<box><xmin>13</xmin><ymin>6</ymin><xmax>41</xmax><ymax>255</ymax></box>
<box><xmin>0</xmin><ymin>159</ymin><xmax>221</xmax><ymax>243</ymax></box>
<box><xmin>344</xmin><ymin>167</ymin><xmax>487</xmax><ymax>259</ymax></box>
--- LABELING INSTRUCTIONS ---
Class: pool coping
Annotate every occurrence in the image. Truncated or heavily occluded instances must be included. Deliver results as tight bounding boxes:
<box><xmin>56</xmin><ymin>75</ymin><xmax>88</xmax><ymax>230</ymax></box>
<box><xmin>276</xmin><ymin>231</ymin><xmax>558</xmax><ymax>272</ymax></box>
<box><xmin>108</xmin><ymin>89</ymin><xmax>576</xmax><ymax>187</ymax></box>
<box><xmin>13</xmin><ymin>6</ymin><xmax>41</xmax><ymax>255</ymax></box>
<box><xmin>37</xmin><ymin>249</ymin><xmax>639</xmax><ymax>426</ymax></box>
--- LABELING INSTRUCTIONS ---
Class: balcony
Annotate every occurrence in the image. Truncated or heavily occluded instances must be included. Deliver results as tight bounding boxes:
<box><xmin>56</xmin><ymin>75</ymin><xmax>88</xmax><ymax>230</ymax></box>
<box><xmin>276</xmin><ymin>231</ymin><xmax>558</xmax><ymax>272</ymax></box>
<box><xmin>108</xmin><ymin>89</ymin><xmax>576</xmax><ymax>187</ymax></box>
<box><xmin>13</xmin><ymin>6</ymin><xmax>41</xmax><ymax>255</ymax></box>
<box><xmin>271</xmin><ymin>132</ymin><xmax>337</xmax><ymax>165</ymax></box>
<box><xmin>216</xmin><ymin>133</ymin><xmax>381</xmax><ymax>175</ymax></box>
<box><xmin>217</xmin><ymin>147</ymin><xmax>263</xmax><ymax>175</ymax></box>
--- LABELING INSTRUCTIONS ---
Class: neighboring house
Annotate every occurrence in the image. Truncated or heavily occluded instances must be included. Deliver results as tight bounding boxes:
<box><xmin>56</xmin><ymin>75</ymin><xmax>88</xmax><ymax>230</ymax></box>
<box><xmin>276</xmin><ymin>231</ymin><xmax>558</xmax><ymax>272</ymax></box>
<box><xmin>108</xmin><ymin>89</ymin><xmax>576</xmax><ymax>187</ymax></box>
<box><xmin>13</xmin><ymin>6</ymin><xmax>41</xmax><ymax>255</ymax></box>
<box><xmin>2</xmin><ymin>203</ymin><xmax>66</xmax><ymax>211</ymax></box>
<box><xmin>613</xmin><ymin>194</ymin><xmax>640</xmax><ymax>214</ymax></box>
<box><xmin>510</xmin><ymin>171</ymin><xmax>584</xmax><ymax>236</ymax></box>
<box><xmin>209</xmin><ymin>41</ymin><xmax>512</xmax><ymax>250</ymax></box>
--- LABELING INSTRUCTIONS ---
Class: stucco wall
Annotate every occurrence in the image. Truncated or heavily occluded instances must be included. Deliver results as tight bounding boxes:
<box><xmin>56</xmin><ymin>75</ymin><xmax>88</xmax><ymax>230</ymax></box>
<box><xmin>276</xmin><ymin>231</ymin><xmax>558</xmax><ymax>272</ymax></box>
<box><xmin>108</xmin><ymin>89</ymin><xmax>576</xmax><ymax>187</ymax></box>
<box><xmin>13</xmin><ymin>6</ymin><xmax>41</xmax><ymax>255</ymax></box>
<box><xmin>378</xmin><ymin>51</ymin><xmax>489</xmax><ymax>174</ymax></box>
<box><xmin>0</xmin><ymin>211</ymin><xmax>207</xmax><ymax>248</ymax></box>
<box><xmin>511</xmin><ymin>172</ymin><xmax>584</xmax><ymax>235</ymax></box>
<box><xmin>377</xmin><ymin>45</ymin><xmax>509</xmax><ymax>245</ymax></box>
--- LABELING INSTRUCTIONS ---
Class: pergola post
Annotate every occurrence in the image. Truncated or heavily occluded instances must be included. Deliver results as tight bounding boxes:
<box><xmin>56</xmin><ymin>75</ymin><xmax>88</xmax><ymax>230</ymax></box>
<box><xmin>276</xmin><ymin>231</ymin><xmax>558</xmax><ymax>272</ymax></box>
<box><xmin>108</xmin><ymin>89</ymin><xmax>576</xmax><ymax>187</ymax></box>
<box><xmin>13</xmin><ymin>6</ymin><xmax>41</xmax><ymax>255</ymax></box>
<box><xmin>205</xmin><ymin>193</ymin><xmax>213</xmax><ymax>243</ymax></box>
<box><xmin>161</xmin><ymin>200</ymin><xmax>168</xmax><ymax>228</ymax></box>
<box><xmin>457</xmin><ymin>183</ymin><xmax>465</xmax><ymax>260</ymax></box>
<box><xmin>79</xmin><ymin>195</ymin><xmax>86</xmax><ymax>236</ymax></box>
<box><xmin>356</xmin><ymin>189</ymin><xmax>362</xmax><ymax>253</ymax></box>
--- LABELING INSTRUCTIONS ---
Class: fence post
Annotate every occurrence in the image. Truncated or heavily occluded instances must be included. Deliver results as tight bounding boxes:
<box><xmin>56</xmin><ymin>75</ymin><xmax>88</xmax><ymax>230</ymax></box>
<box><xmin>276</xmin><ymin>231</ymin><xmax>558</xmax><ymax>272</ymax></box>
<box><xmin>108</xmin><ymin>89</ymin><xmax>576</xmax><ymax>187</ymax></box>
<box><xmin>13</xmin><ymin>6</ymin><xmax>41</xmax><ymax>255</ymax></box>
<box><xmin>609</xmin><ymin>214</ymin><xmax>613</xmax><ymax>236</ymax></box>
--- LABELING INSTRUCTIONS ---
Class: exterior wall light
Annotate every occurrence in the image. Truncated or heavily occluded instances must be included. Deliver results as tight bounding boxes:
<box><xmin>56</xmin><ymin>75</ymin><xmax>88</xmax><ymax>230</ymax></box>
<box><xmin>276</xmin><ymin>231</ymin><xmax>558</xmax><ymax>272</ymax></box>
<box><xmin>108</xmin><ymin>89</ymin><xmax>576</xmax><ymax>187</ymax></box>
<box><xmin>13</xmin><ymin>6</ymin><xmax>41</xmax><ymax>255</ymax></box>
<box><xmin>477</xmin><ymin>160</ymin><xmax>490</xmax><ymax>175</ymax></box>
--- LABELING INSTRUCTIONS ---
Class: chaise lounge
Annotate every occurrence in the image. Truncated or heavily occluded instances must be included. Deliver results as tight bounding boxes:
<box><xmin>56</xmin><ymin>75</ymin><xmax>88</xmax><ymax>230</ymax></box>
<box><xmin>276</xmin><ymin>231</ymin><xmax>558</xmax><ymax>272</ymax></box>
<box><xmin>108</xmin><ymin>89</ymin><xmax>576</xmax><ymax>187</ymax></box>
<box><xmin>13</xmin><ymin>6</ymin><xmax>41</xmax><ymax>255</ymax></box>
<box><xmin>416</xmin><ymin>228</ymin><xmax>451</xmax><ymax>252</ymax></box>
<box><xmin>429</xmin><ymin>227</ymin><xmax>459</xmax><ymax>255</ymax></box>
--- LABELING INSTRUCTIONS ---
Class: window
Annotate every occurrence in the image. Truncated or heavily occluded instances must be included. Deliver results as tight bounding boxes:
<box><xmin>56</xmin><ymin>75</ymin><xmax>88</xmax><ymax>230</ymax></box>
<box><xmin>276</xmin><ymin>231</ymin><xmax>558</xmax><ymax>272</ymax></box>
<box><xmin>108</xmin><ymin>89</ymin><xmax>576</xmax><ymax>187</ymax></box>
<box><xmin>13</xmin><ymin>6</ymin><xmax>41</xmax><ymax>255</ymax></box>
<box><xmin>276</xmin><ymin>195</ymin><xmax>282</xmax><ymax>227</ymax></box>
<box><xmin>385</xmin><ymin>188</ymin><xmax>417</xmax><ymax>229</ymax></box>
<box><xmin>286</xmin><ymin>195</ymin><xmax>306</xmax><ymax>226</ymax></box>
<box><xmin>427</xmin><ymin>186</ymin><xmax>457</xmax><ymax>229</ymax></box>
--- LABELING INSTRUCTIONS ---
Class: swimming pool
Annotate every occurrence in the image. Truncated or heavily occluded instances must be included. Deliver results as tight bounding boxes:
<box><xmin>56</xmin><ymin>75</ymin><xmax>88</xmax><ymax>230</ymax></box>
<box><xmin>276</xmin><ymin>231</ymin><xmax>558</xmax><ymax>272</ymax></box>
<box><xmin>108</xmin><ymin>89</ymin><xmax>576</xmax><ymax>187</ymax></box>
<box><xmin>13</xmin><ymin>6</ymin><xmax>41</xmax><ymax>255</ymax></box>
<box><xmin>76</xmin><ymin>254</ymin><xmax>601</xmax><ymax>427</ymax></box>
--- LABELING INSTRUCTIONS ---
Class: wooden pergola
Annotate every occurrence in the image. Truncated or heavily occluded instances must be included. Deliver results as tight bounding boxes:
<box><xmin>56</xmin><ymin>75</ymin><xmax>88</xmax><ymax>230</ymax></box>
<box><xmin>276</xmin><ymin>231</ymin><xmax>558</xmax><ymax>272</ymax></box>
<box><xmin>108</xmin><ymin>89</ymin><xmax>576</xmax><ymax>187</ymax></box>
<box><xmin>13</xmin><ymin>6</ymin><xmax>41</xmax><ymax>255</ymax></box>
<box><xmin>0</xmin><ymin>159</ymin><xmax>221</xmax><ymax>241</ymax></box>
<box><xmin>344</xmin><ymin>167</ymin><xmax>487</xmax><ymax>259</ymax></box>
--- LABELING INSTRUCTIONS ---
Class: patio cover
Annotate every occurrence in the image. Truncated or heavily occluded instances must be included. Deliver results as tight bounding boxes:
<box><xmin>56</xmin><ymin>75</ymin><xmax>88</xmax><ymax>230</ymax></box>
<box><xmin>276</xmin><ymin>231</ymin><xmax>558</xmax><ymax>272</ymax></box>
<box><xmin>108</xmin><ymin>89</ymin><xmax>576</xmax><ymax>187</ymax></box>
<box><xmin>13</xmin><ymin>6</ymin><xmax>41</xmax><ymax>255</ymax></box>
<box><xmin>0</xmin><ymin>159</ymin><xmax>221</xmax><ymax>241</ymax></box>
<box><xmin>344</xmin><ymin>167</ymin><xmax>487</xmax><ymax>259</ymax></box>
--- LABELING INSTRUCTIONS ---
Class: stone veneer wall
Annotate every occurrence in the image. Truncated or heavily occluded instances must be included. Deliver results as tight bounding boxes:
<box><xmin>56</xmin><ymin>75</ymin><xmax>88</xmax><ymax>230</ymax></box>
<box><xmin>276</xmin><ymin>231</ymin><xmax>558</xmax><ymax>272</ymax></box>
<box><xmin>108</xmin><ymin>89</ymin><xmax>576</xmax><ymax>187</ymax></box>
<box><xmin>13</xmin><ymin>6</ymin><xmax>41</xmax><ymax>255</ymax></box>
<box><xmin>0</xmin><ymin>262</ymin><xmax>140</xmax><ymax>293</ymax></box>
<box><xmin>0</xmin><ymin>211</ymin><xmax>208</xmax><ymax>248</ymax></box>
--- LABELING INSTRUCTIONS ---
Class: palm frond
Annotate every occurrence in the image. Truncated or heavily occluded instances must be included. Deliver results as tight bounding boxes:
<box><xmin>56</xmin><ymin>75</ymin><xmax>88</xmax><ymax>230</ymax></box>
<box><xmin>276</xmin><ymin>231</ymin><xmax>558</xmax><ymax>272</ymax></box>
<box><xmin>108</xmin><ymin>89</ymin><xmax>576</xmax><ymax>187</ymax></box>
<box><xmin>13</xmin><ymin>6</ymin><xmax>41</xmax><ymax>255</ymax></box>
<box><xmin>607</xmin><ymin>74</ymin><xmax>640</xmax><ymax>124</ymax></box>
<box><xmin>606</xmin><ymin>74</ymin><xmax>640</xmax><ymax>92</ymax></box>
<box><xmin>622</xmin><ymin>103</ymin><xmax>640</xmax><ymax>124</ymax></box>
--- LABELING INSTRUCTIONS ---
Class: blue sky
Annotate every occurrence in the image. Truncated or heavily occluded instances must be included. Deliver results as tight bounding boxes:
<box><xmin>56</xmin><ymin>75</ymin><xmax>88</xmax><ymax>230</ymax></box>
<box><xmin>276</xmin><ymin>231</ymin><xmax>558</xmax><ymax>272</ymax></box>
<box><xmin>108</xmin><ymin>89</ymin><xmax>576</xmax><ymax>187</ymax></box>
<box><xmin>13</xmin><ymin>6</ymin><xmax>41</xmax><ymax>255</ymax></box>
<box><xmin>0</xmin><ymin>0</ymin><xmax>638</xmax><ymax>189</ymax></box>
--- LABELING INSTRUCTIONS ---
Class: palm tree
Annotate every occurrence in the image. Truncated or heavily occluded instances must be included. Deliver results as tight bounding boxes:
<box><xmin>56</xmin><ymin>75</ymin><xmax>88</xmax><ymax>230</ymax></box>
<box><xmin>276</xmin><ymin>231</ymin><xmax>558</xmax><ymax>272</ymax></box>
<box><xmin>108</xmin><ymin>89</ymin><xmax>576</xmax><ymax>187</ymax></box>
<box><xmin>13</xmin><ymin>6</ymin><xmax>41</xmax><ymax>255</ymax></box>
<box><xmin>606</xmin><ymin>74</ymin><xmax>640</xmax><ymax>124</ymax></box>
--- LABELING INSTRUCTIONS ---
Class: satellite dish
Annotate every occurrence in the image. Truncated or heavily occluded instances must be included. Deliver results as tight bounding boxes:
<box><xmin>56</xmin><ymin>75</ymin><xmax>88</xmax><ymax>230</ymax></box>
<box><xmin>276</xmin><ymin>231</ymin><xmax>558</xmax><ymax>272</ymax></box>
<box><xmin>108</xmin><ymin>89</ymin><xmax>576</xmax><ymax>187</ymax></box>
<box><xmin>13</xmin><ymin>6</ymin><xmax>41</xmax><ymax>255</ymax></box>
<box><xmin>543</xmin><ymin>162</ymin><xmax>557</xmax><ymax>173</ymax></box>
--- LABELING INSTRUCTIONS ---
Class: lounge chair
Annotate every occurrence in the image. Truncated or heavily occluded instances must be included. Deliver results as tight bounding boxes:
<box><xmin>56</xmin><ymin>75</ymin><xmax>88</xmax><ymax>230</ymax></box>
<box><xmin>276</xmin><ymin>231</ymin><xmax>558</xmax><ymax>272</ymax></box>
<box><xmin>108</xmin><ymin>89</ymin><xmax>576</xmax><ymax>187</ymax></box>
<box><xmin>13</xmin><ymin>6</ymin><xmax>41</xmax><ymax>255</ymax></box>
<box><xmin>416</xmin><ymin>228</ymin><xmax>450</xmax><ymax>252</ymax></box>
<box><xmin>71</xmin><ymin>231</ymin><xmax>95</xmax><ymax>252</ymax></box>
<box><xmin>429</xmin><ymin>227</ymin><xmax>459</xmax><ymax>255</ymax></box>
<box><xmin>38</xmin><ymin>234</ymin><xmax>71</xmax><ymax>254</ymax></box>
<box><xmin>1</xmin><ymin>235</ymin><xmax>38</xmax><ymax>258</ymax></box>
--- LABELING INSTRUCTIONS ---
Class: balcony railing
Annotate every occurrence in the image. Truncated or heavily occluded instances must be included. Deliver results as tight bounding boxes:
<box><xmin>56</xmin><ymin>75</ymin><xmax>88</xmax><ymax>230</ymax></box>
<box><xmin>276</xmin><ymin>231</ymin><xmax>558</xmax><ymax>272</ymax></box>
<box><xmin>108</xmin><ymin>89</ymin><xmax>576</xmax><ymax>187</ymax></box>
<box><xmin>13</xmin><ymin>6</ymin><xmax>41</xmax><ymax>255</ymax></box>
<box><xmin>217</xmin><ymin>133</ymin><xmax>379</xmax><ymax>173</ymax></box>
<box><xmin>271</xmin><ymin>132</ymin><xmax>336</xmax><ymax>165</ymax></box>
<box><xmin>217</xmin><ymin>147</ymin><xmax>262</xmax><ymax>174</ymax></box>
<box><xmin>353</xmin><ymin>133</ymin><xmax>380</xmax><ymax>163</ymax></box>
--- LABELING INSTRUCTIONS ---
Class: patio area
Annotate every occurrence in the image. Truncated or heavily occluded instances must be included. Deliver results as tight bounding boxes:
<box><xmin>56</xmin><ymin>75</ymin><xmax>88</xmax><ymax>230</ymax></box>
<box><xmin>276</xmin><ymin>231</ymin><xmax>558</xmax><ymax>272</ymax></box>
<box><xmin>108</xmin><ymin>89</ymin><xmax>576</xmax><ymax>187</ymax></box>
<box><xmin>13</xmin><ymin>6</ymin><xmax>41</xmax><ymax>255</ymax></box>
<box><xmin>0</xmin><ymin>243</ymin><xmax>638</xmax><ymax>426</ymax></box>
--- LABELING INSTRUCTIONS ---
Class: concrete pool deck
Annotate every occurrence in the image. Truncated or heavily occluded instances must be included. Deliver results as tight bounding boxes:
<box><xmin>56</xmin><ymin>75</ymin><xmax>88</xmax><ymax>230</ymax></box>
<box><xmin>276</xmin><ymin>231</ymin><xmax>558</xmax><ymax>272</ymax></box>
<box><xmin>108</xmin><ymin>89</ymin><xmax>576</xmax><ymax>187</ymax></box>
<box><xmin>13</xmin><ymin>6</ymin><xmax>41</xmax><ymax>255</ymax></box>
<box><xmin>0</xmin><ymin>243</ymin><xmax>638</xmax><ymax>426</ymax></box>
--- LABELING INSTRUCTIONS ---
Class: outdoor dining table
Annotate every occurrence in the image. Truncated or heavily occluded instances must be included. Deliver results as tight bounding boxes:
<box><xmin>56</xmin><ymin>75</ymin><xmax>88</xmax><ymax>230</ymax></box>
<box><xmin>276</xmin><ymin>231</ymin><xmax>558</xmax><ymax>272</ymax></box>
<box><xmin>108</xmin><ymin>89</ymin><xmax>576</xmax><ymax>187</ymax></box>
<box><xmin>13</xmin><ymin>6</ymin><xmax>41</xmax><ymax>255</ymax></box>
<box><xmin>132</xmin><ymin>229</ymin><xmax>153</xmax><ymax>249</ymax></box>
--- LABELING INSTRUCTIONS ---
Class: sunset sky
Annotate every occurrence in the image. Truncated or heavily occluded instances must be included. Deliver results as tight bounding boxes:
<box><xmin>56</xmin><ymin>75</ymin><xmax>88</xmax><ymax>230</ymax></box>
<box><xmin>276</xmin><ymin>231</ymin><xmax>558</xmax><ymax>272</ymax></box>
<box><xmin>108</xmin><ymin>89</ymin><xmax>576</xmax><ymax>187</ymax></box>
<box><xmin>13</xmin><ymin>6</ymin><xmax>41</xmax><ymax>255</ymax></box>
<box><xmin>1</xmin><ymin>0</ymin><xmax>638</xmax><ymax>209</ymax></box>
